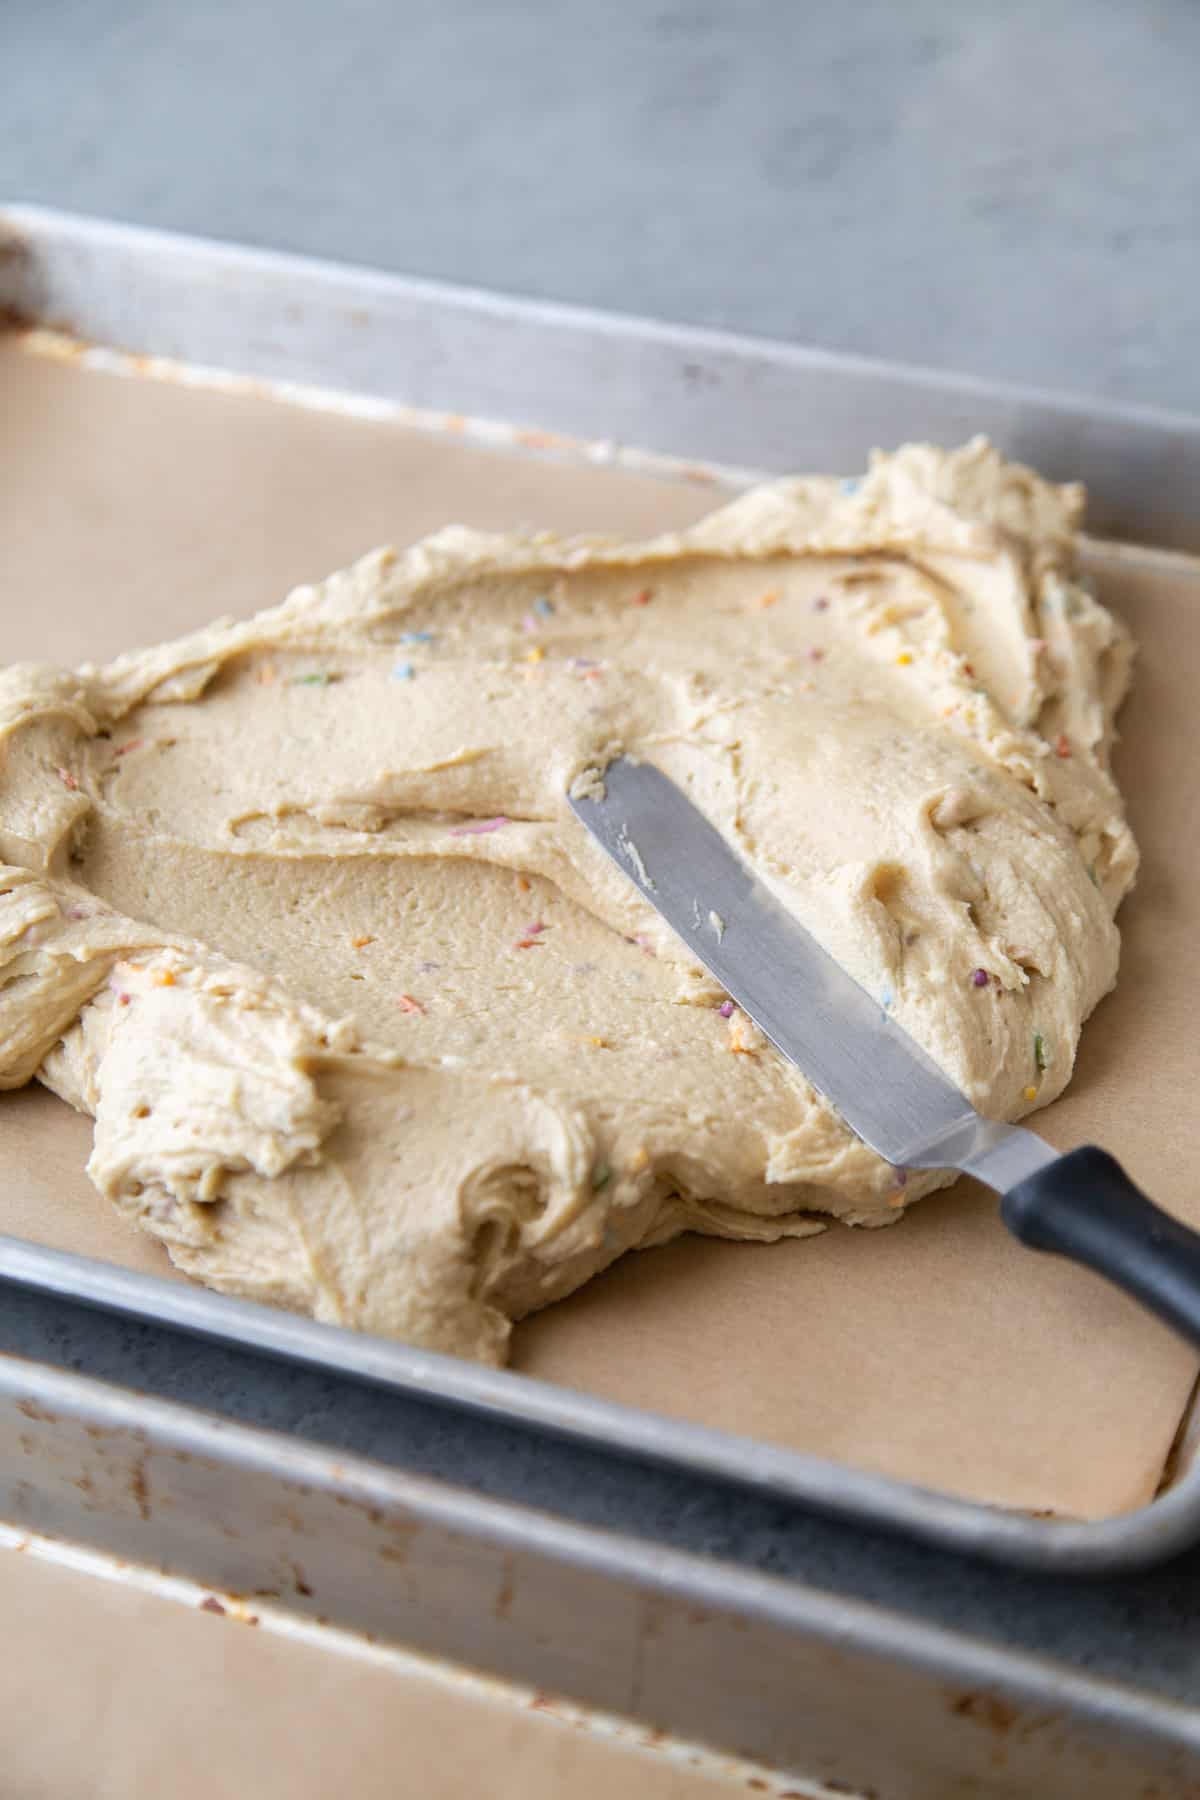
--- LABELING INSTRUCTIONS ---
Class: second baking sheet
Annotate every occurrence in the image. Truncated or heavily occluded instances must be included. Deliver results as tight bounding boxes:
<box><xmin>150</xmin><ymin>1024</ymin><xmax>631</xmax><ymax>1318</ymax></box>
<box><xmin>1</xmin><ymin>335</ymin><xmax>1196</xmax><ymax>1521</ymax></box>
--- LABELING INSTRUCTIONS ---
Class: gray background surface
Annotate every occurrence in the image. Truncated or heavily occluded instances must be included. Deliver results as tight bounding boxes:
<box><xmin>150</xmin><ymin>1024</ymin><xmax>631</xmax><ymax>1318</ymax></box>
<box><xmin>4</xmin><ymin>0</ymin><xmax>1200</xmax><ymax>414</ymax></box>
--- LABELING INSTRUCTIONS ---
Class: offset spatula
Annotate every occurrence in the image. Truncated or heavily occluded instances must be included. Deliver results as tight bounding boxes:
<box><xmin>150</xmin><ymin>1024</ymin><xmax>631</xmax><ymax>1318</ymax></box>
<box><xmin>570</xmin><ymin>757</ymin><xmax>1200</xmax><ymax>1349</ymax></box>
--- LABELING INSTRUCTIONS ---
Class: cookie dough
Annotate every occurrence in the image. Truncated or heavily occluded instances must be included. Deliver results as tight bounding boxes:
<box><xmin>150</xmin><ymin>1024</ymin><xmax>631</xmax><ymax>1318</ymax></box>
<box><xmin>0</xmin><ymin>439</ymin><xmax>1136</xmax><ymax>1361</ymax></box>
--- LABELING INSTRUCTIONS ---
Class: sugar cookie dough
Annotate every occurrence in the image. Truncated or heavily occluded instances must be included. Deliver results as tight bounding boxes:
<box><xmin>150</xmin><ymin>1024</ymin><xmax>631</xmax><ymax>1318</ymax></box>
<box><xmin>0</xmin><ymin>439</ymin><xmax>1137</xmax><ymax>1361</ymax></box>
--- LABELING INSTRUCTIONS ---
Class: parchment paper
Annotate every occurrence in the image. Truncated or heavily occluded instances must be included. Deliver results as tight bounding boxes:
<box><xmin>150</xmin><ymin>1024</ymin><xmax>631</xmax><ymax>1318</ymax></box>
<box><xmin>2</xmin><ymin>336</ymin><xmax>1197</xmax><ymax>1520</ymax></box>
<box><xmin>0</xmin><ymin>1546</ymin><xmax>749</xmax><ymax>1800</ymax></box>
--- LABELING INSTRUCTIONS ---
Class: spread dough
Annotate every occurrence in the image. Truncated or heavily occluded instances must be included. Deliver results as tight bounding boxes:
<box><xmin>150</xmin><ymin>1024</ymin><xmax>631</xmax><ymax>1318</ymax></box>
<box><xmin>0</xmin><ymin>439</ymin><xmax>1136</xmax><ymax>1361</ymax></box>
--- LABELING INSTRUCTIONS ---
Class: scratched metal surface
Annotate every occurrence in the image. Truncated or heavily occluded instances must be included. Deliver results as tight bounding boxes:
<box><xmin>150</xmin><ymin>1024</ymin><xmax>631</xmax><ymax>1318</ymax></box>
<box><xmin>5</xmin><ymin>1342</ymin><xmax>1200</xmax><ymax>1796</ymax></box>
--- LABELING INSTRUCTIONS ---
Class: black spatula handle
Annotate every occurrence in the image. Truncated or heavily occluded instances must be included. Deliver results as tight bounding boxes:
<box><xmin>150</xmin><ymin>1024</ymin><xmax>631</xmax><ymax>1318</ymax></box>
<box><xmin>1002</xmin><ymin>1146</ymin><xmax>1200</xmax><ymax>1349</ymax></box>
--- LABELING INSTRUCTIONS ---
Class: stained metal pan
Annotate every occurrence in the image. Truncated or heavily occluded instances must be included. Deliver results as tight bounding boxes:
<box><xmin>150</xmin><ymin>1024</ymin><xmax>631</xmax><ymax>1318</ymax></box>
<box><xmin>3</xmin><ymin>203</ymin><xmax>1200</xmax><ymax>1576</ymax></box>
<box><xmin>5</xmin><ymin>1351</ymin><xmax>1200</xmax><ymax>1798</ymax></box>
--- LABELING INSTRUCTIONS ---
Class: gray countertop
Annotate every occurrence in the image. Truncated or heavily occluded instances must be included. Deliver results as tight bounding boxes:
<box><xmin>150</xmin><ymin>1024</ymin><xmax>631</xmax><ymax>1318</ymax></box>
<box><xmin>4</xmin><ymin>1</ymin><xmax>1200</xmax><ymax>416</ymax></box>
<box><xmin>5</xmin><ymin>0</ymin><xmax>1200</xmax><ymax>1723</ymax></box>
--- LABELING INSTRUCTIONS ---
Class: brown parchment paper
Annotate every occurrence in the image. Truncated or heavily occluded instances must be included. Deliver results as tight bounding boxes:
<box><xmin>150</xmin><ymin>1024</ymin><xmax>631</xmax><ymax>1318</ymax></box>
<box><xmin>0</xmin><ymin>1547</ymin><xmax>756</xmax><ymax>1800</ymax></box>
<box><xmin>2</xmin><ymin>336</ymin><xmax>1198</xmax><ymax>1521</ymax></box>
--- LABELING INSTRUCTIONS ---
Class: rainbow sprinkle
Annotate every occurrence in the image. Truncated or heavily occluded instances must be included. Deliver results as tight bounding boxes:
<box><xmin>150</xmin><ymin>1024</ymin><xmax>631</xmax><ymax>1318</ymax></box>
<box><xmin>397</xmin><ymin>993</ymin><xmax>426</xmax><ymax>1015</ymax></box>
<box><xmin>56</xmin><ymin>767</ymin><xmax>79</xmax><ymax>791</ymax></box>
<box><xmin>391</xmin><ymin>662</ymin><xmax>416</xmax><ymax>681</ymax></box>
<box><xmin>1023</xmin><ymin>1085</ymin><xmax>1038</xmax><ymax>1103</ymax></box>
<box><xmin>450</xmin><ymin>817</ymin><xmax>511</xmax><ymax>836</ymax></box>
<box><xmin>533</xmin><ymin>596</ymin><xmax>555</xmax><ymax>617</ymax></box>
<box><xmin>398</xmin><ymin>630</ymin><xmax>435</xmax><ymax>644</ymax></box>
<box><xmin>813</xmin><ymin>595</ymin><xmax>830</xmax><ymax>612</ymax></box>
<box><xmin>290</xmin><ymin>672</ymin><xmax>338</xmax><ymax>687</ymax></box>
<box><xmin>1034</xmin><ymin>1031</ymin><xmax>1049</xmax><ymax>1072</ymax></box>
<box><xmin>591</xmin><ymin>1162</ymin><xmax>612</xmax><ymax>1190</ymax></box>
<box><xmin>971</xmin><ymin>968</ymin><xmax>989</xmax><ymax>988</ymax></box>
<box><xmin>718</xmin><ymin>1000</ymin><xmax>735</xmax><ymax>1019</ymax></box>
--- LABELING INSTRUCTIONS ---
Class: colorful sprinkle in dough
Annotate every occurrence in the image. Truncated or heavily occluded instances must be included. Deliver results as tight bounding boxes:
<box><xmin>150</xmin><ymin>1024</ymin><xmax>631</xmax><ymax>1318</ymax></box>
<box><xmin>391</xmin><ymin>662</ymin><xmax>416</xmax><ymax>681</ymax></box>
<box><xmin>972</xmin><ymin>968</ymin><xmax>990</xmax><ymax>987</ymax></box>
<box><xmin>0</xmin><ymin>439</ymin><xmax>1136</xmax><ymax>1364</ymax></box>
<box><xmin>399</xmin><ymin>630</ymin><xmax>435</xmax><ymax>644</ymax></box>
<box><xmin>533</xmin><ymin>597</ymin><xmax>555</xmax><ymax>617</ymax></box>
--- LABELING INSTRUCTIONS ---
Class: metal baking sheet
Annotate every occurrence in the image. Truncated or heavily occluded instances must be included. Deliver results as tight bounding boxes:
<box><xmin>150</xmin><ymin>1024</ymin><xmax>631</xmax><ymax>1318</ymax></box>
<box><xmin>3</xmin><ymin>203</ymin><xmax>1200</xmax><ymax>1576</ymax></box>
<box><xmin>5</xmin><ymin>1352</ymin><xmax>1200</xmax><ymax>1797</ymax></box>
<box><xmin>0</xmin><ymin>1503</ymin><xmax>813</xmax><ymax>1800</ymax></box>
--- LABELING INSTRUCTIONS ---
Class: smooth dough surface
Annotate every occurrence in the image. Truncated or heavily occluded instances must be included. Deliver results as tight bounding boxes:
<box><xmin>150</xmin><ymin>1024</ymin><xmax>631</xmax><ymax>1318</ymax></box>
<box><xmin>0</xmin><ymin>439</ymin><xmax>1136</xmax><ymax>1361</ymax></box>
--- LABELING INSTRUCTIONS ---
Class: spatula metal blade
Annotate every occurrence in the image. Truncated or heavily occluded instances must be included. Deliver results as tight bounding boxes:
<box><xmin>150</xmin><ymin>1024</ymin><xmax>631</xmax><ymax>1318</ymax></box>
<box><xmin>569</xmin><ymin>757</ymin><xmax>1054</xmax><ymax>1191</ymax></box>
